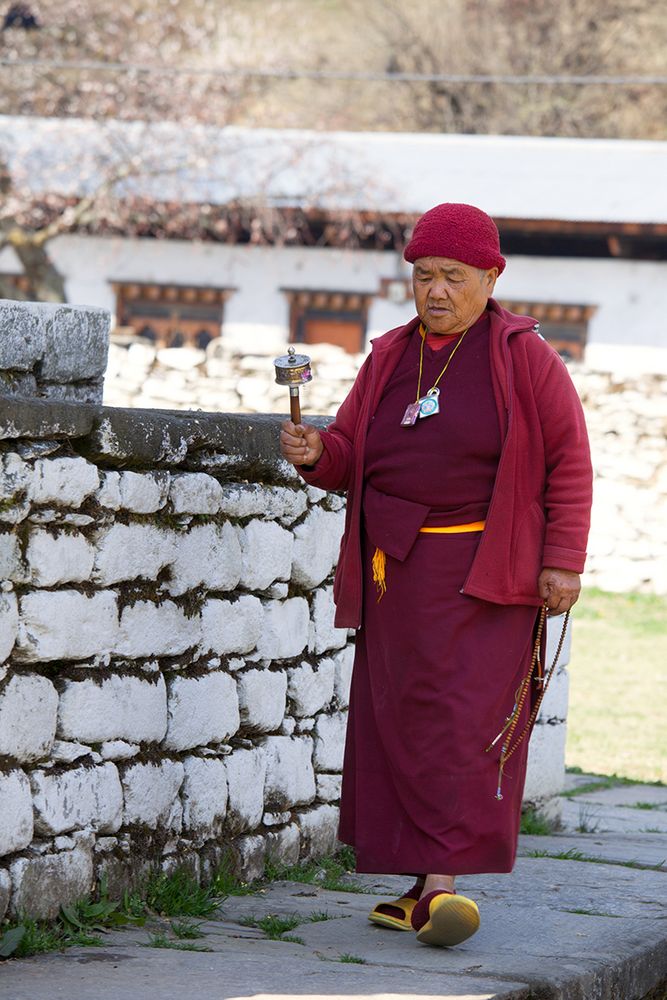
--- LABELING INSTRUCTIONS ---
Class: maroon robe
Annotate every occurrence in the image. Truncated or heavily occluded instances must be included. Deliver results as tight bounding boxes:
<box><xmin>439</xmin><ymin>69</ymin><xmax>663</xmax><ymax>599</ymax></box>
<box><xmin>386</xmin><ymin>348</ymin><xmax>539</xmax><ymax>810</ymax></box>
<box><xmin>337</xmin><ymin>312</ymin><xmax>539</xmax><ymax>875</ymax></box>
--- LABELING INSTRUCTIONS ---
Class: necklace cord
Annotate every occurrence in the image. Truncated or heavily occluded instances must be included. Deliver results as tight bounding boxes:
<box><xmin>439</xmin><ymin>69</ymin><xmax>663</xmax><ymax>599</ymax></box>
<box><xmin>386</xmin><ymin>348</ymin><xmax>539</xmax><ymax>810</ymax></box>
<box><xmin>415</xmin><ymin>325</ymin><xmax>469</xmax><ymax>403</ymax></box>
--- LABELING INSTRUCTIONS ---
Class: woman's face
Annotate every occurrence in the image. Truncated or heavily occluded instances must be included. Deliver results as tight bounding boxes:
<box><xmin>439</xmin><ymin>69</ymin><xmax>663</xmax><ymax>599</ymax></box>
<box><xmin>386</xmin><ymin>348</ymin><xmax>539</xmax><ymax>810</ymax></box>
<box><xmin>412</xmin><ymin>256</ymin><xmax>498</xmax><ymax>335</ymax></box>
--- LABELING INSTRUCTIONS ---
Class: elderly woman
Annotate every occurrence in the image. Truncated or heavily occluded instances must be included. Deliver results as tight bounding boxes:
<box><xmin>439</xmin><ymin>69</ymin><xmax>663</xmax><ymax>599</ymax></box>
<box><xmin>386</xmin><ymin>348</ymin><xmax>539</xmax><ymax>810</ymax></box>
<box><xmin>280</xmin><ymin>203</ymin><xmax>592</xmax><ymax>949</ymax></box>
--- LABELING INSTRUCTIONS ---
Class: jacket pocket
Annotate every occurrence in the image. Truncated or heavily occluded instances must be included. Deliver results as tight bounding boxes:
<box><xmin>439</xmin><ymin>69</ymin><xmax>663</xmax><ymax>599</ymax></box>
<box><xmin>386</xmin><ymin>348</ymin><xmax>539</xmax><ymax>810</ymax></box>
<box><xmin>510</xmin><ymin>499</ymin><xmax>545</xmax><ymax>598</ymax></box>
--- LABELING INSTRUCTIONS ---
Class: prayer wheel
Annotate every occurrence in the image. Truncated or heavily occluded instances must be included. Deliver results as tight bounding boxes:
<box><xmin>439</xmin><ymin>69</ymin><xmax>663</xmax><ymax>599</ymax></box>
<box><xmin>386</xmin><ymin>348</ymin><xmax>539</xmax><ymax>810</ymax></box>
<box><xmin>273</xmin><ymin>345</ymin><xmax>312</xmax><ymax>424</ymax></box>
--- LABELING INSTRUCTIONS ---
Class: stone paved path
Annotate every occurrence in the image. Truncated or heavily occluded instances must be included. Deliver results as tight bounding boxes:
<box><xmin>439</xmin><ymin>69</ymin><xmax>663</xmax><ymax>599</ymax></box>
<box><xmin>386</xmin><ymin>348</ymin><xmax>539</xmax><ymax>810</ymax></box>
<box><xmin>2</xmin><ymin>775</ymin><xmax>666</xmax><ymax>1000</ymax></box>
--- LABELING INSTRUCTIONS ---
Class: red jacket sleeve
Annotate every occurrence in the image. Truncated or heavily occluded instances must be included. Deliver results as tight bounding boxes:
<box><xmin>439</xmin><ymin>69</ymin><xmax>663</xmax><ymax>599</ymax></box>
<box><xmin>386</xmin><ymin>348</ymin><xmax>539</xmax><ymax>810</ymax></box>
<box><xmin>297</xmin><ymin>353</ymin><xmax>373</xmax><ymax>492</ymax></box>
<box><xmin>533</xmin><ymin>350</ymin><xmax>593</xmax><ymax>573</ymax></box>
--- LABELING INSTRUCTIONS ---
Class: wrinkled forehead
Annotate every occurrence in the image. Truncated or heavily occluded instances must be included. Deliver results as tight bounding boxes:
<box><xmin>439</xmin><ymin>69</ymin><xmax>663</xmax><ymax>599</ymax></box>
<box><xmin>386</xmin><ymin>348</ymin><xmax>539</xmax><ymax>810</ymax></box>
<box><xmin>412</xmin><ymin>256</ymin><xmax>474</xmax><ymax>275</ymax></box>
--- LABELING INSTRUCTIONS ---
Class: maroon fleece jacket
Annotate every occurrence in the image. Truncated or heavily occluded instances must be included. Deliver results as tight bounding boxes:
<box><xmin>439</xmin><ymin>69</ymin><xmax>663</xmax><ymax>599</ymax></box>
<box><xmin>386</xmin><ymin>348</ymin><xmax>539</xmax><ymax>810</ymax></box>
<box><xmin>298</xmin><ymin>299</ymin><xmax>593</xmax><ymax>629</ymax></box>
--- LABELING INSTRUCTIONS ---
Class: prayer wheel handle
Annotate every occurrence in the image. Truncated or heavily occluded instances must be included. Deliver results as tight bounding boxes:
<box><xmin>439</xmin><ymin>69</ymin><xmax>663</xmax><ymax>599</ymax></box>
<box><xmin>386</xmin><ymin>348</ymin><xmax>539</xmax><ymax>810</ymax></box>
<box><xmin>273</xmin><ymin>346</ymin><xmax>313</xmax><ymax>428</ymax></box>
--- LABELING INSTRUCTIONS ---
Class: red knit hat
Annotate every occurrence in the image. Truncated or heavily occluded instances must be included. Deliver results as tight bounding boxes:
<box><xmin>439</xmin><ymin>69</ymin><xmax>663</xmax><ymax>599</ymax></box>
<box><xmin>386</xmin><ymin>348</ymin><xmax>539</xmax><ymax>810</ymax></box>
<box><xmin>403</xmin><ymin>202</ymin><xmax>506</xmax><ymax>274</ymax></box>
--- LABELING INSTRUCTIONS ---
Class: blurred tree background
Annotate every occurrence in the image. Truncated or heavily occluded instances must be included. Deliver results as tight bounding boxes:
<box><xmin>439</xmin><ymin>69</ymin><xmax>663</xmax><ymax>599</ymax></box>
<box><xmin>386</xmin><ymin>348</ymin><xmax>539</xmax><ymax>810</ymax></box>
<box><xmin>0</xmin><ymin>0</ymin><xmax>665</xmax><ymax>138</ymax></box>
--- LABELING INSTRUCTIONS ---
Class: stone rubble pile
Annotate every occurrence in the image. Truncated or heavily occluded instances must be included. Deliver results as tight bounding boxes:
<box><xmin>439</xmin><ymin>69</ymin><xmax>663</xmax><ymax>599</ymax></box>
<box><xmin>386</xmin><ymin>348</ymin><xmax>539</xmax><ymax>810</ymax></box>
<box><xmin>104</xmin><ymin>332</ymin><xmax>667</xmax><ymax>594</ymax></box>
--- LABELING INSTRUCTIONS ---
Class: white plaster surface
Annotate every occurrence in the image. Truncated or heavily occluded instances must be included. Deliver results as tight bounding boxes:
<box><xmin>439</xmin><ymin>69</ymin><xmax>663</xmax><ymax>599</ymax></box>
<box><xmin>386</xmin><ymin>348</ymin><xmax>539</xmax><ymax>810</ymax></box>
<box><xmin>25</xmin><ymin>529</ymin><xmax>95</xmax><ymax>586</ymax></box>
<box><xmin>121</xmin><ymin>759</ymin><xmax>185</xmax><ymax>827</ymax></box>
<box><xmin>287</xmin><ymin>659</ymin><xmax>335</xmax><ymax>717</ymax></box>
<box><xmin>236</xmin><ymin>520</ymin><xmax>293</xmax><ymax>591</ymax></box>
<box><xmin>166</xmin><ymin>522</ymin><xmax>241</xmax><ymax>595</ymax></box>
<box><xmin>256</xmin><ymin>598</ymin><xmax>310</xmax><ymax>660</ymax></box>
<box><xmin>164</xmin><ymin>672</ymin><xmax>240</xmax><ymax>751</ymax></box>
<box><xmin>309</xmin><ymin>586</ymin><xmax>348</xmax><ymax>654</ymax></box>
<box><xmin>117</xmin><ymin>471</ymin><xmax>170</xmax><ymax>512</ymax></box>
<box><xmin>115</xmin><ymin>600</ymin><xmax>201</xmax><ymax>657</ymax></box>
<box><xmin>181</xmin><ymin>756</ymin><xmax>228</xmax><ymax>833</ymax></box>
<box><xmin>291</xmin><ymin>507</ymin><xmax>345</xmax><ymax>589</ymax></box>
<box><xmin>313</xmin><ymin>712</ymin><xmax>347</xmax><ymax>773</ymax></box>
<box><xmin>30</xmin><ymin>763</ymin><xmax>123</xmax><ymax>836</ymax></box>
<box><xmin>225</xmin><ymin>748</ymin><xmax>267</xmax><ymax>833</ymax></box>
<box><xmin>29</xmin><ymin>457</ymin><xmax>99</xmax><ymax>506</ymax></box>
<box><xmin>0</xmin><ymin>673</ymin><xmax>58</xmax><ymax>762</ymax></box>
<box><xmin>236</xmin><ymin>668</ymin><xmax>287</xmax><ymax>733</ymax></box>
<box><xmin>0</xmin><ymin>590</ymin><xmax>19</xmax><ymax>663</ymax></box>
<box><xmin>200</xmin><ymin>595</ymin><xmax>263</xmax><ymax>655</ymax></box>
<box><xmin>15</xmin><ymin>590</ymin><xmax>118</xmax><ymax>662</ymax></box>
<box><xmin>57</xmin><ymin>674</ymin><xmax>167</xmax><ymax>744</ymax></box>
<box><xmin>263</xmin><ymin>735</ymin><xmax>316</xmax><ymax>809</ymax></box>
<box><xmin>169</xmin><ymin>473</ymin><xmax>223</xmax><ymax>514</ymax></box>
<box><xmin>93</xmin><ymin>523</ymin><xmax>175</xmax><ymax>585</ymax></box>
<box><xmin>0</xmin><ymin>770</ymin><xmax>34</xmax><ymax>857</ymax></box>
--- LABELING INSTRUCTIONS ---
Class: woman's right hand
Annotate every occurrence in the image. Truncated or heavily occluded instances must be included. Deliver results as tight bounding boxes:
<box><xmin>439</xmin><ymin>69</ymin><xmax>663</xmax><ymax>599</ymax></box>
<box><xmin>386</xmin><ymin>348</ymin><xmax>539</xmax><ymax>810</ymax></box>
<box><xmin>280</xmin><ymin>420</ymin><xmax>324</xmax><ymax>468</ymax></box>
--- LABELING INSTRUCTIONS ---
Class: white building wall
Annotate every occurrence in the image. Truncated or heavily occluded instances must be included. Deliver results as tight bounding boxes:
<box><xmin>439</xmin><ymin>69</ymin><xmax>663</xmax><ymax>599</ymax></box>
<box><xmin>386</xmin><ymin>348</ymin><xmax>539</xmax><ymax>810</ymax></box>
<box><xmin>2</xmin><ymin>235</ymin><xmax>667</xmax><ymax>369</ymax></box>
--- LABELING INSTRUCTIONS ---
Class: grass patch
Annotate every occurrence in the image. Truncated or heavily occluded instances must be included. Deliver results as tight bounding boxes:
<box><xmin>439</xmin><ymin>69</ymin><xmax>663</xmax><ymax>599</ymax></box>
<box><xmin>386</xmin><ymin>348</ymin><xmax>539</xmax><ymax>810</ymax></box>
<box><xmin>631</xmin><ymin>802</ymin><xmax>665</xmax><ymax>811</ymax></box>
<box><xmin>520</xmin><ymin>808</ymin><xmax>557</xmax><ymax>836</ymax></box>
<box><xmin>170</xmin><ymin>919</ymin><xmax>206</xmax><ymax>939</ymax></box>
<box><xmin>567</xmin><ymin>590</ymin><xmax>667</xmax><ymax>783</ymax></box>
<box><xmin>339</xmin><ymin>953</ymin><xmax>366</xmax><ymax>964</ymax></box>
<box><xmin>145</xmin><ymin>932</ymin><xmax>211</xmax><ymax>952</ymax></box>
<box><xmin>562</xmin><ymin>908</ymin><xmax>622</xmax><ymax>918</ymax></box>
<box><xmin>526</xmin><ymin>847</ymin><xmax>666</xmax><ymax>871</ymax></box>
<box><xmin>263</xmin><ymin>847</ymin><xmax>364</xmax><ymax>894</ymax></box>
<box><xmin>144</xmin><ymin>868</ymin><xmax>223</xmax><ymax>919</ymax></box>
<box><xmin>238</xmin><ymin>913</ymin><xmax>306</xmax><ymax>944</ymax></box>
<box><xmin>208</xmin><ymin>856</ymin><xmax>258</xmax><ymax>898</ymax></box>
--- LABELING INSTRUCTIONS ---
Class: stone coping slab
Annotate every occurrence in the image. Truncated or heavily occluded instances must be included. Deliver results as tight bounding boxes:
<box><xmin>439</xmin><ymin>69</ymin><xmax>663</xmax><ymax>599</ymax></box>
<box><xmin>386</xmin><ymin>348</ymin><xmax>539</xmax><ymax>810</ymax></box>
<box><xmin>0</xmin><ymin>395</ymin><xmax>332</xmax><ymax>472</ymax></box>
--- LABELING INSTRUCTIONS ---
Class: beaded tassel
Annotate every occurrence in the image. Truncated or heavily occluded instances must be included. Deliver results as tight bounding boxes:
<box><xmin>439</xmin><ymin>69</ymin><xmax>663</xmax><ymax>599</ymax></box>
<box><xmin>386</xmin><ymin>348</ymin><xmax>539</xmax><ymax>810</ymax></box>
<box><xmin>486</xmin><ymin>604</ymin><xmax>570</xmax><ymax>802</ymax></box>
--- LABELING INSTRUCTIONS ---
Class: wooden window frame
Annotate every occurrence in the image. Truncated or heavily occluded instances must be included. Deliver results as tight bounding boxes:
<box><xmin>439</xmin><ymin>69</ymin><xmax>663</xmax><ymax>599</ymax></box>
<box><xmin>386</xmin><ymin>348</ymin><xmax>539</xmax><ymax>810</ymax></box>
<box><xmin>283</xmin><ymin>288</ymin><xmax>373</xmax><ymax>354</ymax></box>
<box><xmin>113</xmin><ymin>282</ymin><xmax>235</xmax><ymax>349</ymax></box>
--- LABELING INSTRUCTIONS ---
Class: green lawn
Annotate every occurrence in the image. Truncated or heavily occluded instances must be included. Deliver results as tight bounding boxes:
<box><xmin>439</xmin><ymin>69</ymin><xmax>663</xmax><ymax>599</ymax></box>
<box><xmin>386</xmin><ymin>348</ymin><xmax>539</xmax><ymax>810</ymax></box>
<box><xmin>566</xmin><ymin>589</ymin><xmax>667</xmax><ymax>784</ymax></box>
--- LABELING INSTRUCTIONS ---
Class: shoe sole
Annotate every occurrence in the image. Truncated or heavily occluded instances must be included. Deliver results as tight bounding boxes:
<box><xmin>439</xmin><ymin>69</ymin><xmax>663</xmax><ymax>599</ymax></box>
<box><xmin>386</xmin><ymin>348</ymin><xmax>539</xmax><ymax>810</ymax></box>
<box><xmin>416</xmin><ymin>895</ymin><xmax>480</xmax><ymax>947</ymax></box>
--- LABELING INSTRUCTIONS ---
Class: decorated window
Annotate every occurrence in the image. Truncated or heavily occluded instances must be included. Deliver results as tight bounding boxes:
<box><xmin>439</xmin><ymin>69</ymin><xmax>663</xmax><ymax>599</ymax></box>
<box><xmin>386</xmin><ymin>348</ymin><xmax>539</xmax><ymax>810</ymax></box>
<box><xmin>284</xmin><ymin>289</ymin><xmax>374</xmax><ymax>355</ymax></box>
<box><xmin>113</xmin><ymin>283</ymin><xmax>234</xmax><ymax>349</ymax></box>
<box><xmin>499</xmin><ymin>300</ymin><xmax>595</xmax><ymax>360</ymax></box>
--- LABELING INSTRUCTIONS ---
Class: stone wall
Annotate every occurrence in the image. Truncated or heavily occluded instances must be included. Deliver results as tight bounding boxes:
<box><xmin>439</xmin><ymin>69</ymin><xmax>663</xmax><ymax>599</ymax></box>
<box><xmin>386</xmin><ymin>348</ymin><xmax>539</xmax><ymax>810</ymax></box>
<box><xmin>104</xmin><ymin>330</ymin><xmax>667</xmax><ymax>595</ymax></box>
<box><xmin>0</xmin><ymin>301</ymin><xmax>569</xmax><ymax>921</ymax></box>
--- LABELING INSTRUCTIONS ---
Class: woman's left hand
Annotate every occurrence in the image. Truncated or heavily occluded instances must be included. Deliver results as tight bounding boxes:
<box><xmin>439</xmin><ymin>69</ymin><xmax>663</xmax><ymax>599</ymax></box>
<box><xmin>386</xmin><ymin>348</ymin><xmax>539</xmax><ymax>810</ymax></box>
<box><xmin>538</xmin><ymin>567</ymin><xmax>581</xmax><ymax>615</ymax></box>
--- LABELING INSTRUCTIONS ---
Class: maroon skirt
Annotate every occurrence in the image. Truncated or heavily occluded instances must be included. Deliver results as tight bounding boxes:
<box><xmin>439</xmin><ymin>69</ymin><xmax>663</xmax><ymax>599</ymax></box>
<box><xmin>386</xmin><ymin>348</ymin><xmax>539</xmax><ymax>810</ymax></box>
<box><xmin>338</xmin><ymin>529</ymin><xmax>539</xmax><ymax>875</ymax></box>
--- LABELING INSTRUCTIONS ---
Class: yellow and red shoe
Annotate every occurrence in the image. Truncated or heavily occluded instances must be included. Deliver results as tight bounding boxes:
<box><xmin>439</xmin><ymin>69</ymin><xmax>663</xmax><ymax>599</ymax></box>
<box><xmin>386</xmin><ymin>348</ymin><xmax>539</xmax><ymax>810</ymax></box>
<box><xmin>411</xmin><ymin>890</ymin><xmax>480</xmax><ymax>947</ymax></box>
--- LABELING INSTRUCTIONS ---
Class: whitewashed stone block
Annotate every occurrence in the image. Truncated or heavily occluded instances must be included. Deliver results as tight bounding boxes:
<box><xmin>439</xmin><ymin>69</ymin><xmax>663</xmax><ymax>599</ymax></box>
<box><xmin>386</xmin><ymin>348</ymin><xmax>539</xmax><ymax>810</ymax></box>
<box><xmin>0</xmin><ymin>673</ymin><xmax>58</xmax><ymax>762</ymax></box>
<box><xmin>118</xmin><ymin>470</ymin><xmax>170</xmax><ymax>512</ymax></box>
<box><xmin>169</xmin><ymin>472</ymin><xmax>223</xmax><ymax>514</ymax></box>
<box><xmin>263</xmin><ymin>735</ymin><xmax>316</xmax><ymax>810</ymax></box>
<box><xmin>0</xmin><ymin>770</ymin><xmax>33</xmax><ymax>856</ymax></box>
<box><xmin>16</xmin><ymin>590</ymin><xmax>118</xmax><ymax>662</ymax></box>
<box><xmin>237</xmin><ymin>669</ymin><xmax>287</xmax><ymax>732</ymax></box>
<box><xmin>225</xmin><ymin>747</ymin><xmax>267</xmax><ymax>833</ymax></box>
<box><xmin>0</xmin><ymin>533</ymin><xmax>26</xmax><ymax>583</ymax></box>
<box><xmin>93</xmin><ymin>523</ymin><xmax>175</xmax><ymax>585</ymax></box>
<box><xmin>234</xmin><ymin>833</ymin><xmax>266</xmax><ymax>881</ymax></box>
<box><xmin>31</xmin><ymin>763</ymin><xmax>123</xmax><ymax>836</ymax></box>
<box><xmin>297</xmin><ymin>803</ymin><xmax>340</xmax><ymax>859</ymax></box>
<box><xmin>96</xmin><ymin>471</ymin><xmax>121</xmax><ymax>510</ymax></box>
<box><xmin>167</xmin><ymin>523</ymin><xmax>242</xmax><ymax>596</ymax></box>
<box><xmin>524</xmin><ymin>721</ymin><xmax>567</xmax><ymax>807</ymax></box>
<box><xmin>237</xmin><ymin>520</ymin><xmax>293</xmax><ymax>591</ymax></box>
<box><xmin>333</xmin><ymin>644</ymin><xmax>354</xmax><ymax>708</ymax></box>
<box><xmin>291</xmin><ymin>508</ymin><xmax>345</xmax><ymax>588</ymax></box>
<box><xmin>313</xmin><ymin>712</ymin><xmax>347</xmax><ymax>773</ymax></box>
<box><xmin>0</xmin><ymin>454</ymin><xmax>31</xmax><ymax>523</ymax></box>
<box><xmin>181</xmin><ymin>756</ymin><xmax>228</xmax><ymax>833</ymax></box>
<box><xmin>25</xmin><ymin>529</ymin><xmax>95</xmax><ymax>586</ymax></box>
<box><xmin>164</xmin><ymin>672</ymin><xmax>240</xmax><ymax>751</ymax></box>
<box><xmin>29</xmin><ymin>457</ymin><xmax>99</xmax><ymax>506</ymax></box>
<box><xmin>9</xmin><ymin>845</ymin><xmax>94</xmax><ymax>920</ymax></box>
<box><xmin>200</xmin><ymin>595</ymin><xmax>263</xmax><ymax>655</ymax></box>
<box><xmin>99</xmin><ymin>740</ymin><xmax>140</xmax><ymax>761</ymax></box>
<box><xmin>537</xmin><ymin>668</ymin><xmax>569</xmax><ymax>723</ymax></box>
<box><xmin>287</xmin><ymin>659</ymin><xmax>336</xmax><ymax>717</ymax></box>
<box><xmin>219</xmin><ymin>484</ymin><xmax>307</xmax><ymax>522</ymax></box>
<box><xmin>0</xmin><ymin>590</ymin><xmax>18</xmax><ymax>662</ymax></box>
<box><xmin>115</xmin><ymin>600</ymin><xmax>201</xmax><ymax>658</ymax></box>
<box><xmin>309</xmin><ymin>586</ymin><xmax>348</xmax><ymax>654</ymax></box>
<box><xmin>316</xmin><ymin>773</ymin><xmax>342</xmax><ymax>802</ymax></box>
<box><xmin>122</xmin><ymin>759</ymin><xmax>185</xmax><ymax>827</ymax></box>
<box><xmin>265</xmin><ymin>823</ymin><xmax>301</xmax><ymax>866</ymax></box>
<box><xmin>57</xmin><ymin>674</ymin><xmax>167</xmax><ymax>743</ymax></box>
<box><xmin>256</xmin><ymin>598</ymin><xmax>309</xmax><ymax>660</ymax></box>
<box><xmin>0</xmin><ymin>869</ymin><xmax>9</xmax><ymax>922</ymax></box>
